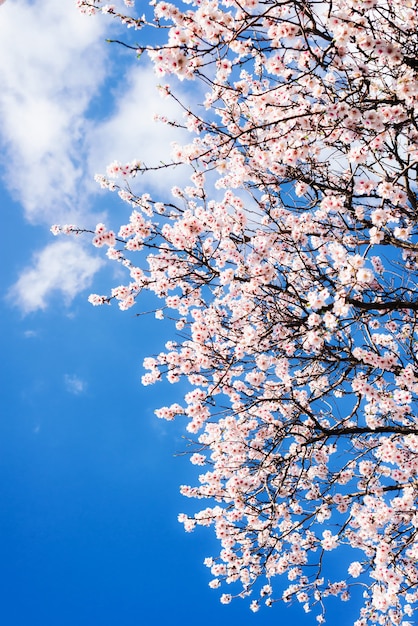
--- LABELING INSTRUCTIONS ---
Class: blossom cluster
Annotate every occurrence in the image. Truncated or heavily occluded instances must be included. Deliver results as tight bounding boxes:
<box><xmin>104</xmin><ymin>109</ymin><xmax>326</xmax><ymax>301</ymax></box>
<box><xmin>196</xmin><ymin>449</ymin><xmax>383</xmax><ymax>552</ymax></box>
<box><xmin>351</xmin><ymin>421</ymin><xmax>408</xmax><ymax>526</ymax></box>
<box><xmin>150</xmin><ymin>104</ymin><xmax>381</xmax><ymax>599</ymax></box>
<box><xmin>69</xmin><ymin>0</ymin><xmax>418</xmax><ymax>623</ymax></box>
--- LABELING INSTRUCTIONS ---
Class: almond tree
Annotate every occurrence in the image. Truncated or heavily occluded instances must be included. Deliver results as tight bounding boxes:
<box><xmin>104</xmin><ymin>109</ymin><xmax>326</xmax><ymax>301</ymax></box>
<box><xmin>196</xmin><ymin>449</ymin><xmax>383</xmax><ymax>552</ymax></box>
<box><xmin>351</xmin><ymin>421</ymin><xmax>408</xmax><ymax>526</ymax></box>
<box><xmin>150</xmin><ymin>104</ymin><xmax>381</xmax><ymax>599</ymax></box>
<box><xmin>56</xmin><ymin>0</ymin><xmax>418</xmax><ymax>623</ymax></box>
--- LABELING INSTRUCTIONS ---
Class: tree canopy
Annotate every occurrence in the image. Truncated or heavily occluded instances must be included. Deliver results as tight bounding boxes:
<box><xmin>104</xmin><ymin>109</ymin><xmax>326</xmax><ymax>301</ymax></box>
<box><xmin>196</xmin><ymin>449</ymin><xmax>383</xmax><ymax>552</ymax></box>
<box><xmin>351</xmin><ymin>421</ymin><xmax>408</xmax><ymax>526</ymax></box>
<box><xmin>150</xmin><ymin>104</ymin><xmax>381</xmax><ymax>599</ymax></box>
<box><xmin>56</xmin><ymin>0</ymin><xmax>418</xmax><ymax>623</ymax></box>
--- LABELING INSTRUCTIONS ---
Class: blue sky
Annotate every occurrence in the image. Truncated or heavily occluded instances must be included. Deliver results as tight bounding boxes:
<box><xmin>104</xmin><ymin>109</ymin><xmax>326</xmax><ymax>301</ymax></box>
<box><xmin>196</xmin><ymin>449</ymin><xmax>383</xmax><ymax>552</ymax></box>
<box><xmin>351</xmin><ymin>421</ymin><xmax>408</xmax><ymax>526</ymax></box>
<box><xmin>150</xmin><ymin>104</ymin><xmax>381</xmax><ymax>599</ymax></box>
<box><xmin>0</xmin><ymin>1</ymin><xmax>365</xmax><ymax>624</ymax></box>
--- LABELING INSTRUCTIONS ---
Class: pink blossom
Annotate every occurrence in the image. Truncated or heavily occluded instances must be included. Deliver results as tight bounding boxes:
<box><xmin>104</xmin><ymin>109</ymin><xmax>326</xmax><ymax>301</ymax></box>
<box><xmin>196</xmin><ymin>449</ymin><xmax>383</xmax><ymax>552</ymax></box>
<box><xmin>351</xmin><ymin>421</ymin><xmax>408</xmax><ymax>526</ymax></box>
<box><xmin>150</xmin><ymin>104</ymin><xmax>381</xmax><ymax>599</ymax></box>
<box><xmin>348</xmin><ymin>562</ymin><xmax>363</xmax><ymax>578</ymax></box>
<box><xmin>70</xmin><ymin>1</ymin><xmax>418</xmax><ymax>620</ymax></box>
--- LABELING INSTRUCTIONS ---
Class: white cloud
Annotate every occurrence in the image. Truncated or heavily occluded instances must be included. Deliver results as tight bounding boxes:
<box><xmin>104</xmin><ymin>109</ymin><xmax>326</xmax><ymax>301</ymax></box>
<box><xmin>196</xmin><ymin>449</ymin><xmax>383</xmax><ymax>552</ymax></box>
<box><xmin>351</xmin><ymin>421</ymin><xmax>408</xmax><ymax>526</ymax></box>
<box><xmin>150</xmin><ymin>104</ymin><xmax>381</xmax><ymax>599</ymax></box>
<box><xmin>8</xmin><ymin>239</ymin><xmax>104</xmax><ymax>314</ymax></box>
<box><xmin>23</xmin><ymin>329</ymin><xmax>39</xmax><ymax>338</ymax></box>
<box><xmin>64</xmin><ymin>374</ymin><xmax>87</xmax><ymax>395</ymax></box>
<box><xmin>87</xmin><ymin>64</ymin><xmax>191</xmax><ymax>194</ymax></box>
<box><xmin>0</xmin><ymin>0</ymin><xmax>108</xmax><ymax>223</ymax></box>
<box><xmin>0</xmin><ymin>1</ymin><xmax>192</xmax><ymax>224</ymax></box>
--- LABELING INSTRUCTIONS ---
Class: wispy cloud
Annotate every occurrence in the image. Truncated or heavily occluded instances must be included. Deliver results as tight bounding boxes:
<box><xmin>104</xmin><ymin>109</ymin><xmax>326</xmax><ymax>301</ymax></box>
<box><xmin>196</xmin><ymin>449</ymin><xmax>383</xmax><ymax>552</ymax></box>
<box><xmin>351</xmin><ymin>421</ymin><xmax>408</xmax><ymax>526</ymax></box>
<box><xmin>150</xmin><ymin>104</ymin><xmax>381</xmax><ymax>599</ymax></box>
<box><xmin>23</xmin><ymin>329</ymin><xmax>39</xmax><ymax>339</ymax></box>
<box><xmin>0</xmin><ymin>1</ymin><xmax>190</xmax><ymax>224</ymax></box>
<box><xmin>8</xmin><ymin>239</ymin><xmax>104</xmax><ymax>314</ymax></box>
<box><xmin>87</xmin><ymin>63</ymin><xmax>191</xmax><ymax>194</ymax></box>
<box><xmin>64</xmin><ymin>374</ymin><xmax>87</xmax><ymax>395</ymax></box>
<box><xmin>0</xmin><ymin>0</ymin><xmax>107</xmax><ymax>224</ymax></box>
